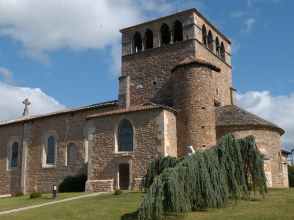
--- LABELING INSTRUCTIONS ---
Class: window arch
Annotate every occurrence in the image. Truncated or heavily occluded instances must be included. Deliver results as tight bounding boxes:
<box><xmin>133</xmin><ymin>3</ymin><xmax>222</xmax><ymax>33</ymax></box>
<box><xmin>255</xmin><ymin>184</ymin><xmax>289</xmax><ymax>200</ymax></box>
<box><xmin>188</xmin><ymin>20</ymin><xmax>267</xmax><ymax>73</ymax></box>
<box><xmin>118</xmin><ymin>119</ymin><xmax>133</xmax><ymax>151</ymax></box>
<box><xmin>202</xmin><ymin>25</ymin><xmax>207</xmax><ymax>46</ymax></box>
<box><xmin>47</xmin><ymin>136</ymin><xmax>55</xmax><ymax>164</ymax></box>
<box><xmin>161</xmin><ymin>24</ymin><xmax>170</xmax><ymax>46</ymax></box>
<box><xmin>215</xmin><ymin>37</ymin><xmax>220</xmax><ymax>56</ymax></box>
<box><xmin>208</xmin><ymin>30</ymin><xmax>213</xmax><ymax>51</ymax></box>
<box><xmin>11</xmin><ymin>142</ymin><xmax>18</xmax><ymax>167</ymax></box>
<box><xmin>67</xmin><ymin>143</ymin><xmax>77</xmax><ymax>166</ymax></box>
<box><xmin>133</xmin><ymin>32</ymin><xmax>142</xmax><ymax>53</ymax></box>
<box><xmin>173</xmin><ymin>20</ymin><xmax>183</xmax><ymax>42</ymax></box>
<box><xmin>220</xmin><ymin>42</ymin><xmax>225</xmax><ymax>61</ymax></box>
<box><xmin>145</xmin><ymin>29</ymin><xmax>153</xmax><ymax>50</ymax></box>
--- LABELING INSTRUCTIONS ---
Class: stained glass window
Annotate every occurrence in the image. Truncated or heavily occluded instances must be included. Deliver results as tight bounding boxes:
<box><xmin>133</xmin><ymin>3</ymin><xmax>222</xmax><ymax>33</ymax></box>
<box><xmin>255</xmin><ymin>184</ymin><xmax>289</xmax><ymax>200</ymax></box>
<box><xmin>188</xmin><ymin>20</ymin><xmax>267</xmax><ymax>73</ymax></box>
<box><xmin>11</xmin><ymin>142</ymin><xmax>18</xmax><ymax>167</ymax></box>
<box><xmin>118</xmin><ymin>120</ymin><xmax>133</xmax><ymax>151</ymax></box>
<box><xmin>47</xmin><ymin>136</ymin><xmax>55</xmax><ymax>164</ymax></box>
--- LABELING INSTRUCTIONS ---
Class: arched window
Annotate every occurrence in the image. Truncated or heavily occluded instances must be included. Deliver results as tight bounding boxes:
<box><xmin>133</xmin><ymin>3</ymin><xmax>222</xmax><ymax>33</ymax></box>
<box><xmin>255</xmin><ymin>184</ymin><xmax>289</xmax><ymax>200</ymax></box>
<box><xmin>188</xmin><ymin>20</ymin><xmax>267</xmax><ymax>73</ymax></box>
<box><xmin>145</xmin><ymin>29</ymin><xmax>153</xmax><ymax>50</ymax></box>
<box><xmin>67</xmin><ymin>143</ymin><xmax>77</xmax><ymax>166</ymax></box>
<box><xmin>11</xmin><ymin>142</ymin><xmax>18</xmax><ymax>167</ymax></box>
<box><xmin>220</xmin><ymin>42</ymin><xmax>225</xmax><ymax>61</ymax></box>
<box><xmin>215</xmin><ymin>37</ymin><xmax>220</xmax><ymax>56</ymax></box>
<box><xmin>161</xmin><ymin>24</ymin><xmax>170</xmax><ymax>46</ymax></box>
<box><xmin>47</xmin><ymin>136</ymin><xmax>55</xmax><ymax>164</ymax></box>
<box><xmin>173</xmin><ymin>20</ymin><xmax>183</xmax><ymax>42</ymax></box>
<box><xmin>208</xmin><ymin>31</ymin><xmax>213</xmax><ymax>51</ymax></box>
<box><xmin>118</xmin><ymin>119</ymin><xmax>133</xmax><ymax>151</ymax></box>
<box><xmin>202</xmin><ymin>25</ymin><xmax>207</xmax><ymax>46</ymax></box>
<box><xmin>133</xmin><ymin>32</ymin><xmax>142</xmax><ymax>53</ymax></box>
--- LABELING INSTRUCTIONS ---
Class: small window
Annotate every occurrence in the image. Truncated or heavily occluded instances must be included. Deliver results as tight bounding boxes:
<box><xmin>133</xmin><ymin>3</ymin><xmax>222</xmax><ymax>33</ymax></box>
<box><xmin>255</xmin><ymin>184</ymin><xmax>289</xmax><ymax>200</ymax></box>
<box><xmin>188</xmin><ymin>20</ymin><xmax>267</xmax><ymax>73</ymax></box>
<box><xmin>215</xmin><ymin>37</ymin><xmax>220</xmax><ymax>56</ymax></box>
<box><xmin>67</xmin><ymin>144</ymin><xmax>77</xmax><ymax>165</ymax></box>
<box><xmin>47</xmin><ymin>136</ymin><xmax>55</xmax><ymax>164</ymax></box>
<box><xmin>11</xmin><ymin>142</ymin><xmax>18</xmax><ymax>167</ymax></box>
<box><xmin>173</xmin><ymin>20</ymin><xmax>183</xmax><ymax>42</ymax></box>
<box><xmin>216</xmin><ymin>88</ymin><xmax>219</xmax><ymax>95</ymax></box>
<box><xmin>220</xmin><ymin>42</ymin><xmax>225</xmax><ymax>61</ymax></box>
<box><xmin>161</xmin><ymin>24</ymin><xmax>170</xmax><ymax>46</ymax></box>
<box><xmin>202</xmin><ymin>25</ymin><xmax>207</xmax><ymax>46</ymax></box>
<box><xmin>145</xmin><ymin>29</ymin><xmax>153</xmax><ymax>49</ymax></box>
<box><xmin>133</xmin><ymin>32</ymin><xmax>142</xmax><ymax>52</ymax></box>
<box><xmin>118</xmin><ymin>120</ymin><xmax>133</xmax><ymax>151</ymax></box>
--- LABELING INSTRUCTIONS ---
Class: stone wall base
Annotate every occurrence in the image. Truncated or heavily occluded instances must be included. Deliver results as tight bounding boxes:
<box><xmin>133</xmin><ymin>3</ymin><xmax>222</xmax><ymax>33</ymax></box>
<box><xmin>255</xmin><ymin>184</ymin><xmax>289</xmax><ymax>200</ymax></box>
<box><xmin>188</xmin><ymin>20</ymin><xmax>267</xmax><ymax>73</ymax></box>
<box><xmin>132</xmin><ymin>178</ymin><xmax>143</xmax><ymax>191</ymax></box>
<box><xmin>85</xmin><ymin>180</ymin><xmax>113</xmax><ymax>192</ymax></box>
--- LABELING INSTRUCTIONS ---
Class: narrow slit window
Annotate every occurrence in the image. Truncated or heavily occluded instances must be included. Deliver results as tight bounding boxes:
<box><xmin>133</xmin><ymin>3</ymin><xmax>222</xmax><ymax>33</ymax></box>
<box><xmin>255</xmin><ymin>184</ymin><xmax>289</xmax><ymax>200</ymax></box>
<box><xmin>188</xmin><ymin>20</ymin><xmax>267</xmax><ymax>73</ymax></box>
<box><xmin>11</xmin><ymin>142</ymin><xmax>18</xmax><ymax>167</ymax></box>
<box><xmin>47</xmin><ymin>136</ymin><xmax>55</xmax><ymax>164</ymax></box>
<box><xmin>118</xmin><ymin>120</ymin><xmax>133</xmax><ymax>151</ymax></box>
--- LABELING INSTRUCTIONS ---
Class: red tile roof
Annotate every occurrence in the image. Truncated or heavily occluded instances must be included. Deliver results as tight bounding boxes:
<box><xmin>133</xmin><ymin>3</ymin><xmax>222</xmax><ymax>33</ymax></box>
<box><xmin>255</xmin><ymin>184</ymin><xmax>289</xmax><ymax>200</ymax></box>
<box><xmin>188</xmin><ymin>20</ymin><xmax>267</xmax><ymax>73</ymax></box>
<box><xmin>281</xmin><ymin>149</ymin><xmax>292</xmax><ymax>154</ymax></box>
<box><xmin>171</xmin><ymin>56</ymin><xmax>221</xmax><ymax>73</ymax></box>
<box><xmin>0</xmin><ymin>100</ymin><xmax>118</xmax><ymax>127</ymax></box>
<box><xmin>119</xmin><ymin>8</ymin><xmax>231</xmax><ymax>44</ymax></box>
<box><xmin>87</xmin><ymin>102</ymin><xmax>177</xmax><ymax>119</ymax></box>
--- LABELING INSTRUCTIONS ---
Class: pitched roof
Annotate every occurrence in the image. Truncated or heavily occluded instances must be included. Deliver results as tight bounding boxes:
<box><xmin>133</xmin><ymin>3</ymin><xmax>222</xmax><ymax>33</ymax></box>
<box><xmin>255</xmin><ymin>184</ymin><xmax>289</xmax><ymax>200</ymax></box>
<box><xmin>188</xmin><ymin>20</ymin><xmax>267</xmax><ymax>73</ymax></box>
<box><xmin>281</xmin><ymin>149</ymin><xmax>292</xmax><ymax>154</ymax></box>
<box><xmin>215</xmin><ymin>105</ymin><xmax>284</xmax><ymax>135</ymax></box>
<box><xmin>87</xmin><ymin>102</ymin><xmax>177</xmax><ymax>119</ymax></box>
<box><xmin>119</xmin><ymin>8</ymin><xmax>231</xmax><ymax>44</ymax></box>
<box><xmin>171</xmin><ymin>56</ymin><xmax>221</xmax><ymax>73</ymax></box>
<box><xmin>0</xmin><ymin>100</ymin><xmax>118</xmax><ymax>127</ymax></box>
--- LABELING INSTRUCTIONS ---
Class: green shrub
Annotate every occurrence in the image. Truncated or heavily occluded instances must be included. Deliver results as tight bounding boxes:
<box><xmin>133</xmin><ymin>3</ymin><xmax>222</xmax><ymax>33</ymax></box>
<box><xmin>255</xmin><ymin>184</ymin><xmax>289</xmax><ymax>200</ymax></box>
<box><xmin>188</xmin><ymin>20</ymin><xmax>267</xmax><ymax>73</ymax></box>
<box><xmin>114</xmin><ymin>189</ymin><xmax>123</xmax><ymax>195</ymax></box>
<box><xmin>58</xmin><ymin>174</ymin><xmax>87</xmax><ymax>193</ymax></box>
<box><xmin>288</xmin><ymin>165</ymin><xmax>294</xmax><ymax>187</ymax></box>
<box><xmin>30</xmin><ymin>191</ymin><xmax>42</xmax><ymax>198</ymax></box>
<box><xmin>16</xmin><ymin>191</ymin><xmax>24</xmax><ymax>197</ymax></box>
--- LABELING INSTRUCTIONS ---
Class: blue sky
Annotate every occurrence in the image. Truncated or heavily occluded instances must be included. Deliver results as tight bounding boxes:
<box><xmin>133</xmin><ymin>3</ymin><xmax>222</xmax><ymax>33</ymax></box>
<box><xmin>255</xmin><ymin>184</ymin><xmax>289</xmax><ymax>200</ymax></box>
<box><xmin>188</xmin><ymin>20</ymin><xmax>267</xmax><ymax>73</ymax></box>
<box><xmin>0</xmin><ymin>0</ymin><xmax>293</xmax><ymax>151</ymax></box>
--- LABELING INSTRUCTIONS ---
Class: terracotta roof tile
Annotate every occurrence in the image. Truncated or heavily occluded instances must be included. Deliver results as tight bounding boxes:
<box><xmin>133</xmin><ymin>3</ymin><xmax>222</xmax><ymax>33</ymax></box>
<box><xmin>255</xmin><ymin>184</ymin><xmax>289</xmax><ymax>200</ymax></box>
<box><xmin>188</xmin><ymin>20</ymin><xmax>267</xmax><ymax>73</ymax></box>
<box><xmin>215</xmin><ymin>105</ymin><xmax>284</xmax><ymax>135</ymax></box>
<box><xmin>87</xmin><ymin>102</ymin><xmax>177</xmax><ymax>119</ymax></box>
<box><xmin>119</xmin><ymin>8</ymin><xmax>231</xmax><ymax>44</ymax></box>
<box><xmin>281</xmin><ymin>149</ymin><xmax>292</xmax><ymax>154</ymax></box>
<box><xmin>0</xmin><ymin>100</ymin><xmax>118</xmax><ymax>127</ymax></box>
<box><xmin>171</xmin><ymin>56</ymin><xmax>221</xmax><ymax>73</ymax></box>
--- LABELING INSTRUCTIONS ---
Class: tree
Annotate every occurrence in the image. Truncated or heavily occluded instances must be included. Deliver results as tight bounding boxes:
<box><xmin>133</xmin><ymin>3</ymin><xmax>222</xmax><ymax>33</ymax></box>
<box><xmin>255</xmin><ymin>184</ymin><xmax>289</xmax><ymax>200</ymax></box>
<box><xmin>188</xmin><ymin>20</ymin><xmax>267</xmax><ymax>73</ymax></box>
<box><xmin>138</xmin><ymin>134</ymin><xmax>267</xmax><ymax>220</ymax></box>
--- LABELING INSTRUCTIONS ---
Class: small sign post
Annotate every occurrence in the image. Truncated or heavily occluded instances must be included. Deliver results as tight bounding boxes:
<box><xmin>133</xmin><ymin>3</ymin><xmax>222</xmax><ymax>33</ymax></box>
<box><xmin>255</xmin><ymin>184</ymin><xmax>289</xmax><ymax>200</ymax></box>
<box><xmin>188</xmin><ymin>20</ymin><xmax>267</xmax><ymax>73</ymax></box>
<box><xmin>53</xmin><ymin>185</ymin><xmax>56</xmax><ymax>199</ymax></box>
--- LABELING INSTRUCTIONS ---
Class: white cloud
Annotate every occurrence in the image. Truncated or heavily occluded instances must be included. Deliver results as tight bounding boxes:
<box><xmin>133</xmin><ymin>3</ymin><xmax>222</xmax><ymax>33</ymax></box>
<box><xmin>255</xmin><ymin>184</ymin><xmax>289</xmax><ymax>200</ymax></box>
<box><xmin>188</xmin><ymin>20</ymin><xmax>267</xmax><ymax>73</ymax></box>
<box><xmin>230</xmin><ymin>39</ymin><xmax>242</xmax><ymax>53</ymax></box>
<box><xmin>230</xmin><ymin>11</ymin><xmax>247</xmax><ymax>18</ymax></box>
<box><xmin>0</xmin><ymin>81</ymin><xmax>66</xmax><ymax>122</ymax></box>
<box><xmin>241</xmin><ymin>18</ymin><xmax>255</xmax><ymax>34</ymax></box>
<box><xmin>0</xmin><ymin>66</ymin><xmax>14</xmax><ymax>84</ymax></box>
<box><xmin>237</xmin><ymin>91</ymin><xmax>294</xmax><ymax>151</ymax></box>
<box><xmin>0</xmin><ymin>0</ymin><xmax>175</xmax><ymax>76</ymax></box>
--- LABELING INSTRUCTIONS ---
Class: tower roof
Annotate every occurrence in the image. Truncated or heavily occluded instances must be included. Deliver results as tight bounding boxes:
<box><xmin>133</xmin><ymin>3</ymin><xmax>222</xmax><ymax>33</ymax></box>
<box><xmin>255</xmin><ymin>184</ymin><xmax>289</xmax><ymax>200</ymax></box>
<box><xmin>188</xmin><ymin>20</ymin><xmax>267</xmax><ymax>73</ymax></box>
<box><xmin>171</xmin><ymin>56</ymin><xmax>221</xmax><ymax>73</ymax></box>
<box><xmin>119</xmin><ymin>8</ymin><xmax>231</xmax><ymax>44</ymax></box>
<box><xmin>215</xmin><ymin>105</ymin><xmax>284</xmax><ymax>135</ymax></box>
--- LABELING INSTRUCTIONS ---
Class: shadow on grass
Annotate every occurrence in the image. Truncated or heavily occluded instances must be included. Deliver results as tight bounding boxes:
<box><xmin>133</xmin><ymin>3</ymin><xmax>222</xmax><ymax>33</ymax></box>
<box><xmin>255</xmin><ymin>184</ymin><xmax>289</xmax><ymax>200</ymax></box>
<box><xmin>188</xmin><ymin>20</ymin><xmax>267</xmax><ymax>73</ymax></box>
<box><xmin>121</xmin><ymin>209</ymin><xmax>139</xmax><ymax>220</ymax></box>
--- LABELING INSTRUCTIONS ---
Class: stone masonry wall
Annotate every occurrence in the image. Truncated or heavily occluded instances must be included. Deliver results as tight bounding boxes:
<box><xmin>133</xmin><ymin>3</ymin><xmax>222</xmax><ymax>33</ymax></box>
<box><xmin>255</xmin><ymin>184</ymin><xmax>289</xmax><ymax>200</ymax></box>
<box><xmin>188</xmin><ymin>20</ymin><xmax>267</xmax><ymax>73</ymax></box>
<box><xmin>87</xmin><ymin>109</ymin><xmax>177</xmax><ymax>190</ymax></box>
<box><xmin>0</xmin><ymin>123</ymin><xmax>23</xmax><ymax>195</ymax></box>
<box><xmin>122</xmin><ymin>40</ymin><xmax>196</xmax><ymax>106</ymax></box>
<box><xmin>216</xmin><ymin>126</ymin><xmax>284</xmax><ymax>188</ymax></box>
<box><xmin>23</xmin><ymin>105</ymin><xmax>116</xmax><ymax>194</ymax></box>
<box><xmin>196</xmin><ymin>43</ymin><xmax>232</xmax><ymax>106</ymax></box>
<box><xmin>173</xmin><ymin>64</ymin><xmax>216</xmax><ymax>158</ymax></box>
<box><xmin>85</xmin><ymin>180</ymin><xmax>113</xmax><ymax>192</ymax></box>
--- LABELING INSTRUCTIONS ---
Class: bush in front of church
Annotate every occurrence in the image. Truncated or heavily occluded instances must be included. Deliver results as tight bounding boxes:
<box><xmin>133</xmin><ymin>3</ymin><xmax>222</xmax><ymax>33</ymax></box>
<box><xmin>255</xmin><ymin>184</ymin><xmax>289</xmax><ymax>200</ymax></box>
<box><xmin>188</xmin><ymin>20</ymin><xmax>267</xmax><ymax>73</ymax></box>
<box><xmin>30</xmin><ymin>191</ymin><xmax>42</xmax><ymax>198</ymax></box>
<box><xmin>114</xmin><ymin>189</ymin><xmax>123</xmax><ymax>195</ymax></box>
<box><xmin>16</xmin><ymin>191</ymin><xmax>24</xmax><ymax>197</ymax></box>
<box><xmin>58</xmin><ymin>174</ymin><xmax>87</xmax><ymax>192</ymax></box>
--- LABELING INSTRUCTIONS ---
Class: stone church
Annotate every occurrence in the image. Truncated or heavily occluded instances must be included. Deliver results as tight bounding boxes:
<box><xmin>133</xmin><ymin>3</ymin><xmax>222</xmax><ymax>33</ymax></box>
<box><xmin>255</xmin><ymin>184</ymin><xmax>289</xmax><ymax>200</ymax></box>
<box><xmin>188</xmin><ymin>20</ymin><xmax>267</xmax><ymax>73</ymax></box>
<box><xmin>0</xmin><ymin>8</ymin><xmax>290</xmax><ymax>196</ymax></box>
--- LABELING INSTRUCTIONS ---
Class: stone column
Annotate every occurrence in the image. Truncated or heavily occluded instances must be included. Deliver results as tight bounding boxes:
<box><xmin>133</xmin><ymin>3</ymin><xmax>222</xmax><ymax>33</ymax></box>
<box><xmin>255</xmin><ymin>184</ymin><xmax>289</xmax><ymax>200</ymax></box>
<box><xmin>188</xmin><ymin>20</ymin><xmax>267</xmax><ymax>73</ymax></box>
<box><xmin>169</xmin><ymin>29</ymin><xmax>174</xmax><ymax>44</ymax></box>
<box><xmin>21</xmin><ymin>123</ymin><xmax>28</xmax><ymax>194</ymax></box>
<box><xmin>217</xmin><ymin>46</ymin><xmax>221</xmax><ymax>57</ymax></box>
<box><xmin>118</xmin><ymin>76</ymin><xmax>130</xmax><ymax>109</ymax></box>
<box><xmin>141</xmin><ymin>37</ymin><xmax>146</xmax><ymax>51</ymax></box>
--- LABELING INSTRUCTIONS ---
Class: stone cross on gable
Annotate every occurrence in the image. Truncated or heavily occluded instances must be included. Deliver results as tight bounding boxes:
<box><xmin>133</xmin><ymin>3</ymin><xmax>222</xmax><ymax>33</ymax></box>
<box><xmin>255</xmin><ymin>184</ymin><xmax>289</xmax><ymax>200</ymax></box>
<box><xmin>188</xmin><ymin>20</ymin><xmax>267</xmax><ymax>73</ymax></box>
<box><xmin>23</xmin><ymin>98</ymin><xmax>31</xmax><ymax>116</ymax></box>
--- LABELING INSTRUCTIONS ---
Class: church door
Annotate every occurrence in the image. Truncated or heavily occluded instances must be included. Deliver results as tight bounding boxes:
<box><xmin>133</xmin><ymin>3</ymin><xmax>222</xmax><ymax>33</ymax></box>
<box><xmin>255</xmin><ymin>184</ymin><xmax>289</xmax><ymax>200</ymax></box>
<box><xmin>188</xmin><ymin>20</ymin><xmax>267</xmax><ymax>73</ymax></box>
<box><xmin>119</xmin><ymin>163</ymin><xmax>129</xmax><ymax>190</ymax></box>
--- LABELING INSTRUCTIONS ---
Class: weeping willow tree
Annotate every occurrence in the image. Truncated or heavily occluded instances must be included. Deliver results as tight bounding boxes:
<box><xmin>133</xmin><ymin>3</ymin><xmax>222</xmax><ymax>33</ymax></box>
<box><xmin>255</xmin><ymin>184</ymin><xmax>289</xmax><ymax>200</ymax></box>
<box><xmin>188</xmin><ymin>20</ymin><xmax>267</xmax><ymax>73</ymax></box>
<box><xmin>138</xmin><ymin>134</ymin><xmax>267</xmax><ymax>220</ymax></box>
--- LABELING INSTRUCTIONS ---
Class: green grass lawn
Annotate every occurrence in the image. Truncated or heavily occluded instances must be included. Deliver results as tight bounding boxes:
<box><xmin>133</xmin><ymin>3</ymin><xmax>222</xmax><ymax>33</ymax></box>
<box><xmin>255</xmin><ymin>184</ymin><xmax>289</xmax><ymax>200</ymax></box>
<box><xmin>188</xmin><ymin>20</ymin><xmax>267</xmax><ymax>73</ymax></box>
<box><xmin>0</xmin><ymin>192</ymin><xmax>94</xmax><ymax>212</ymax></box>
<box><xmin>0</xmin><ymin>188</ymin><xmax>293</xmax><ymax>220</ymax></box>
